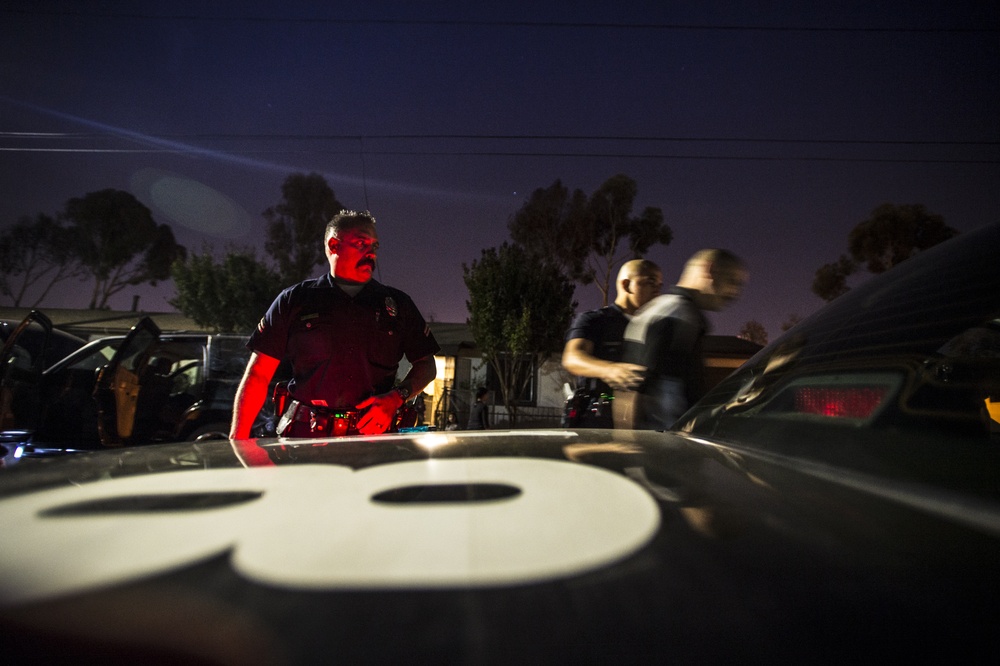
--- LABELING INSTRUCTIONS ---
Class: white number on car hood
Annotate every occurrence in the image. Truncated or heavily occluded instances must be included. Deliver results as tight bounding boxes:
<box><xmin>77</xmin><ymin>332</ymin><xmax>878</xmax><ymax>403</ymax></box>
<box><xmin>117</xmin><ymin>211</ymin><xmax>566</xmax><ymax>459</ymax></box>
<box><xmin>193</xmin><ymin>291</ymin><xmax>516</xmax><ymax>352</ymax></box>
<box><xmin>0</xmin><ymin>458</ymin><xmax>660</xmax><ymax>605</ymax></box>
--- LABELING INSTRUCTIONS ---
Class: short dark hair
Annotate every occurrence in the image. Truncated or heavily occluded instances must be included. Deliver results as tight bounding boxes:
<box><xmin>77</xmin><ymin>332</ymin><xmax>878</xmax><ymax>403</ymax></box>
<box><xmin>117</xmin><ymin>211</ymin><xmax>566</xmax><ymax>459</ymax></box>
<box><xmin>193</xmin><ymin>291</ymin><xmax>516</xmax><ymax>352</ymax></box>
<box><xmin>689</xmin><ymin>248</ymin><xmax>745</xmax><ymax>274</ymax></box>
<box><xmin>475</xmin><ymin>387</ymin><xmax>490</xmax><ymax>400</ymax></box>
<box><xmin>326</xmin><ymin>210</ymin><xmax>376</xmax><ymax>241</ymax></box>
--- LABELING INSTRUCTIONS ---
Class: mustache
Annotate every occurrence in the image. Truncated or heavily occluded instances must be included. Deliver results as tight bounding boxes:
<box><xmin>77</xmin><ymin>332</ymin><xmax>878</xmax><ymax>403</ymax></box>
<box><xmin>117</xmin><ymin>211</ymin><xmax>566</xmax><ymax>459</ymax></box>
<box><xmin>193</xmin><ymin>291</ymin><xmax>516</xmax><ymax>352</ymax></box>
<box><xmin>358</xmin><ymin>257</ymin><xmax>376</xmax><ymax>269</ymax></box>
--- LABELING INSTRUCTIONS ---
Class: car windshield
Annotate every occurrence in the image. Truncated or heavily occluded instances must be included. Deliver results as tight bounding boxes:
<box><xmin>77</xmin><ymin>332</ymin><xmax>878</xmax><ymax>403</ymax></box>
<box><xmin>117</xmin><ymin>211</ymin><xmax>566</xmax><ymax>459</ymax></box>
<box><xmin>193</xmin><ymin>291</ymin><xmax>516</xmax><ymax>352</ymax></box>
<box><xmin>207</xmin><ymin>336</ymin><xmax>253</xmax><ymax>382</ymax></box>
<box><xmin>65</xmin><ymin>340</ymin><xmax>122</xmax><ymax>372</ymax></box>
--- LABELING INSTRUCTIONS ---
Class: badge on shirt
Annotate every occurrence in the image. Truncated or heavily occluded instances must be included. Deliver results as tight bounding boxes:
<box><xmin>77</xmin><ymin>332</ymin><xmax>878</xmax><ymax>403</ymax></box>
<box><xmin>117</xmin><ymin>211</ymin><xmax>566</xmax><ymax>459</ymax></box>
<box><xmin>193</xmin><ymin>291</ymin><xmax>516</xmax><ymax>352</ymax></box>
<box><xmin>385</xmin><ymin>297</ymin><xmax>398</xmax><ymax>317</ymax></box>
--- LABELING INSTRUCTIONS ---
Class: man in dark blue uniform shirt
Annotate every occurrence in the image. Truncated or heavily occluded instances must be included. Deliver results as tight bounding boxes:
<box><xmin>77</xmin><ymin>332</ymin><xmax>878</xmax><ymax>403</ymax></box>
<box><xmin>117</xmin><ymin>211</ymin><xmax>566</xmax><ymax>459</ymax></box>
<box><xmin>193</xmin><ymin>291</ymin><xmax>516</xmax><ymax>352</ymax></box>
<box><xmin>561</xmin><ymin>259</ymin><xmax>662</xmax><ymax>427</ymax></box>
<box><xmin>230</xmin><ymin>210</ymin><xmax>439</xmax><ymax>438</ymax></box>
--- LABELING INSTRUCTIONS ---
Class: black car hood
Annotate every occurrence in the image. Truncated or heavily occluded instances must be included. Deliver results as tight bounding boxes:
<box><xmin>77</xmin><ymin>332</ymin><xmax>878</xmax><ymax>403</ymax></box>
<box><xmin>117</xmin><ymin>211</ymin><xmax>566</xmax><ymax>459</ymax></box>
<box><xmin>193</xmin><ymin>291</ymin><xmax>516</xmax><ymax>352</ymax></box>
<box><xmin>1</xmin><ymin>428</ymin><xmax>998</xmax><ymax>664</ymax></box>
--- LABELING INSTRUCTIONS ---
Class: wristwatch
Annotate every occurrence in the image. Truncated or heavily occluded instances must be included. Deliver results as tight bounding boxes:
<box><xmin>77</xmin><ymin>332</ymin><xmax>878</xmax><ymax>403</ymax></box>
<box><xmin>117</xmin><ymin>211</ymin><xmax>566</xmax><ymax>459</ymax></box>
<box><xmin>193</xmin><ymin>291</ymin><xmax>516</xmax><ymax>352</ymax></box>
<box><xmin>394</xmin><ymin>386</ymin><xmax>411</xmax><ymax>402</ymax></box>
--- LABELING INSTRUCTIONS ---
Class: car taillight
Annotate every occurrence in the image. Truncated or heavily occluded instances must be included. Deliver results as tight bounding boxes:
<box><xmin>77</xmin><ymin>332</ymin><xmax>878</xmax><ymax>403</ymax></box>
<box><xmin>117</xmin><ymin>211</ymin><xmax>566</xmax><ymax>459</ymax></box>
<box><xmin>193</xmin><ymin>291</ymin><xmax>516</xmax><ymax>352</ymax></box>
<box><xmin>793</xmin><ymin>386</ymin><xmax>889</xmax><ymax>419</ymax></box>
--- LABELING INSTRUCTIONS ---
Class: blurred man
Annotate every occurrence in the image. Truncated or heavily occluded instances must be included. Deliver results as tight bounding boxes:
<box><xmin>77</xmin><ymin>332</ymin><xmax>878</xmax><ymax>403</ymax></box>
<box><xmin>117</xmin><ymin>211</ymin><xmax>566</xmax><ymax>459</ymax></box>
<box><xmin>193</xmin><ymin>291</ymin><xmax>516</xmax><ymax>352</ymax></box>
<box><xmin>615</xmin><ymin>249</ymin><xmax>747</xmax><ymax>430</ymax></box>
<box><xmin>230</xmin><ymin>210</ymin><xmax>439</xmax><ymax>439</ymax></box>
<box><xmin>467</xmin><ymin>387</ymin><xmax>491</xmax><ymax>430</ymax></box>
<box><xmin>561</xmin><ymin>259</ymin><xmax>663</xmax><ymax>427</ymax></box>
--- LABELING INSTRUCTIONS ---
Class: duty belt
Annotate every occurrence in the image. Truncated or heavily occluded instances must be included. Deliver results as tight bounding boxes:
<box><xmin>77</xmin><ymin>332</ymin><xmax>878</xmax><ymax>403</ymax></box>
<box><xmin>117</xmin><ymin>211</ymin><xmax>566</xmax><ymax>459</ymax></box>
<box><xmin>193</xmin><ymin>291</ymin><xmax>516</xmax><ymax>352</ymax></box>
<box><xmin>277</xmin><ymin>400</ymin><xmax>361</xmax><ymax>437</ymax></box>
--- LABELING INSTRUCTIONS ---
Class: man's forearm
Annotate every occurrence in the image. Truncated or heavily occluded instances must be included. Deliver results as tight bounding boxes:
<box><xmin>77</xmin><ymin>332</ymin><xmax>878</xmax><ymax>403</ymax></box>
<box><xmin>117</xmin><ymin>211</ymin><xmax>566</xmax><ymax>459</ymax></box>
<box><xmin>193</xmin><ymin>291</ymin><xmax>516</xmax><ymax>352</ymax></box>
<box><xmin>229</xmin><ymin>352</ymin><xmax>280</xmax><ymax>439</ymax></box>
<box><xmin>230</xmin><ymin>378</ymin><xmax>269</xmax><ymax>439</ymax></box>
<box><xmin>401</xmin><ymin>356</ymin><xmax>437</xmax><ymax>396</ymax></box>
<box><xmin>563</xmin><ymin>341</ymin><xmax>645</xmax><ymax>391</ymax></box>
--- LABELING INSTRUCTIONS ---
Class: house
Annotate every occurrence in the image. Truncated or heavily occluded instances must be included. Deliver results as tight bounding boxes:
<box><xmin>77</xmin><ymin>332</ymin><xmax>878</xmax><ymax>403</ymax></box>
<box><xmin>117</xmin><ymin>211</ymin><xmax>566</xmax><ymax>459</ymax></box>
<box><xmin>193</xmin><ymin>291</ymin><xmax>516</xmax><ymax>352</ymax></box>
<box><xmin>0</xmin><ymin>307</ymin><xmax>762</xmax><ymax>429</ymax></box>
<box><xmin>410</xmin><ymin>323</ymin><xmax>762</xmax><ymax>429</ymax></box>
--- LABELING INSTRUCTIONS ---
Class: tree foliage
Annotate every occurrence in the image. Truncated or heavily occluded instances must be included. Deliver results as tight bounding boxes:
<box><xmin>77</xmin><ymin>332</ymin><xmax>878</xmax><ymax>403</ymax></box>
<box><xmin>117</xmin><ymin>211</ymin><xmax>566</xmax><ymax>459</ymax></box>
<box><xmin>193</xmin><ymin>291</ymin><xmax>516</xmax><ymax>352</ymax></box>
<box><xmin>264</xmin><ymin>172</ymin><xmax>345</xmax><ymax>283</ymax></box>
<box><xmin>812</xmin><ymin>203</ymin><xmax>958</xmax><ymax>302</ymax></box>
<box><xmin>509</xmin><ymin>174</ymin><xmax>671</xmax><ymax>306</ymax></box>
<box><xmin>848</xmin><ymin>203</ymin><xmax>958</xmax><ymax>274</ymax></box>
<box><xmin>463</xmin><ymin>243</ymin><xmax>576</xmax><ymax>425</ymax></box>
<box><xmin>0</xmin><ymin>213</ymin><xmax>84</xmax><ymax>307</ymax></box>
<box><xmin>506</xmin><ymin>180</ymin><xmax>591</xmax><ymax>280</ymax></box>
<box><xmin>739</xmin><ymin>320</ymin><xmax>769</xmax><ymax>346</ymax></box>
<box><xmin>812</xmin><ymin>255</ymin><xmax>857</xmax><ymax>302</ymax></box>
<box><xmin>170</xmin><ymin>247</ymin><xmax>284</xmax><ymax>334</ymax></box>
<box><xmin>64</xmin><ymin>189</ymin><xmax>186</xmax><ymax>309</ymax></box>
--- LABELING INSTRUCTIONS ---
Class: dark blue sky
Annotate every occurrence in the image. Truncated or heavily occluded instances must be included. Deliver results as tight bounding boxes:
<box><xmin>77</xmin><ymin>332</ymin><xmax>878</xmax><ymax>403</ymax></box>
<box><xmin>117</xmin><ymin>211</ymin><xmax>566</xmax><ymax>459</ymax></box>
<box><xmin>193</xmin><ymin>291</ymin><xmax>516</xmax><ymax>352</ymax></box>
<box><xmin>2</xmin><ymin>1</ymin><xmax>998</xmax><ymax>339</ymax></box>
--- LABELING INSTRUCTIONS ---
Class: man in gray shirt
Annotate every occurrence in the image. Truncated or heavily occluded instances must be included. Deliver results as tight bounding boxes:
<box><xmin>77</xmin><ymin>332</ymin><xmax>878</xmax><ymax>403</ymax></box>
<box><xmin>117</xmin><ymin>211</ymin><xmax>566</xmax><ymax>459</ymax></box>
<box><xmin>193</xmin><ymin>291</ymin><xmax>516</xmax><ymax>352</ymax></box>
<box><xmin>616</xmin><ymin>249</ymin><xmax>747</xmax><ymax>430</ymax></box>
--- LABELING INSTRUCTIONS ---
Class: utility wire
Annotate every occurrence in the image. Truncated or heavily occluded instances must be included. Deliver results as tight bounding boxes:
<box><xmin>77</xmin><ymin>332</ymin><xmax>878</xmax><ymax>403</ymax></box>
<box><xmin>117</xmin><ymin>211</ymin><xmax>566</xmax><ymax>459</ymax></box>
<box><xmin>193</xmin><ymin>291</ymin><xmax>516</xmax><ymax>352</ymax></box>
<box><xmin>2</xmin><ymin>9</ymin><xmax>997</xmax><ymax>33</ymax></box>
<box><xmin>3</xmin><ymin>132</ymin><xmax>996</xmax><ymax>164</ymax></box>
<box><xmin>1</xmin><ymin>132</ymin><xmax>996</xmax><ymax>147</ymax></box>
<box><xmin>1</xmin><ymin>147</ymin><xmax>995</xmax><ymax>165</ymax></box>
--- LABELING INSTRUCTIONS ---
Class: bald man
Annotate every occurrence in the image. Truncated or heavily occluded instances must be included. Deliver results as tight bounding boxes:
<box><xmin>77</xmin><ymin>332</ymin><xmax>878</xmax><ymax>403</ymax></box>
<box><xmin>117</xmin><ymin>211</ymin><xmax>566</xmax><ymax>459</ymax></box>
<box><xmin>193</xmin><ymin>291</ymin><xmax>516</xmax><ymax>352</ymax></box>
<box><xmin>561</xmin><ymin>259</ymin><xmax>663</xmax><ymax>427</ymax></box>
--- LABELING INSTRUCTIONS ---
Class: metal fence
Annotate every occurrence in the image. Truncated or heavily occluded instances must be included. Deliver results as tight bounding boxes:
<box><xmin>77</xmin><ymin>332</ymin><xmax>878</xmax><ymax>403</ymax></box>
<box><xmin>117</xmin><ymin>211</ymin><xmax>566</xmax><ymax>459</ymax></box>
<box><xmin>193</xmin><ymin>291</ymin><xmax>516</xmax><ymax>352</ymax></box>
<box><xmin>427</xmin><ymin>385</ymin><xmax>563</xmax><ymax>430</ymax></box>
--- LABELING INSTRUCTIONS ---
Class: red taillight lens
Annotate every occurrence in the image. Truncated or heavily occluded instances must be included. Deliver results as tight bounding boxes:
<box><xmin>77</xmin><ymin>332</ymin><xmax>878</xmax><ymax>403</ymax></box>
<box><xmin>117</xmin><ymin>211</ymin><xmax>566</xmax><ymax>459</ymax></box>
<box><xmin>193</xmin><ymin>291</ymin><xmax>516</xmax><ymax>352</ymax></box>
<box><xmin>793</xmin><ymin>386</ymin><xmax>889</xmax><ymax>419</ymax></box>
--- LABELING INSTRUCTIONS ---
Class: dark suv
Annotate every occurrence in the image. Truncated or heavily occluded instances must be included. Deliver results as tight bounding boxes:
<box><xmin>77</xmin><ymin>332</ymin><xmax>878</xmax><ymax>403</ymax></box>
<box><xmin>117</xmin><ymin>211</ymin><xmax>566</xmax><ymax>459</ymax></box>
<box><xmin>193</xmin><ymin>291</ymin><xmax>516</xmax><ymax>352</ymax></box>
<box><xmin>1</xmin><ymin>312</ymin><xmax>279</xmax><ymax>463</ymax></box>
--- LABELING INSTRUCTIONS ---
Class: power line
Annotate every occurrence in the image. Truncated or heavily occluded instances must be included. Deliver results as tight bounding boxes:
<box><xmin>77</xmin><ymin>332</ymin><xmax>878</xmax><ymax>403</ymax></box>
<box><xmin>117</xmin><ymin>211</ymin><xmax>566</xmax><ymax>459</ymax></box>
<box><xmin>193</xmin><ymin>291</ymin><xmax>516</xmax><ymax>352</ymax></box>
<box><xmin>3</xmin><ymin>131</ymin><xmax>995</xmax><ymax>164</ymax></box>
<box><xmin>2</xmin><ymin>9</ymin><xmax>997</xmax><ymax>33</ymax></box>
<box><xmin>2</xmin><ymin>146</ymin><xmax>995</xmax><ymax>165</ymax></box>
<box><xmin>2</xmin><ymin>132</ymin><xmax>996</xmax><ymax>147</ymax></box>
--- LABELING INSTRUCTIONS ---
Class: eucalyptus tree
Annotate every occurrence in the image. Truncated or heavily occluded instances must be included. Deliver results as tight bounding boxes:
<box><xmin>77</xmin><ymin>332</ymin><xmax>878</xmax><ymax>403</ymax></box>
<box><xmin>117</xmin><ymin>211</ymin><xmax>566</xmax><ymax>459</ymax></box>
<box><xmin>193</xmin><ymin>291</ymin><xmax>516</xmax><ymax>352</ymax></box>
<box><xmin>509</xmin><ymin>174</ymin><xmax>672</xmax><ymax>306</ymax></box>
<box><xmin>812</xmin><ymin>203</ymin><xmax>958</xmax><ymax>301</ymax></box>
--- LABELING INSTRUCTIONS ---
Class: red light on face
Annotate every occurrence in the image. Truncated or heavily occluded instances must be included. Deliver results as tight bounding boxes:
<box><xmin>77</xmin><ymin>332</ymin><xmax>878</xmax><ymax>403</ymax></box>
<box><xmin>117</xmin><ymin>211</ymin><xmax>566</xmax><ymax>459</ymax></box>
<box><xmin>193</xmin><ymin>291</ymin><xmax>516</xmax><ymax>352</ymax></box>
<box><xmin>793</xmin><ymin>386</ymin><xmax>889</xmax><ymax>419</ymax></box>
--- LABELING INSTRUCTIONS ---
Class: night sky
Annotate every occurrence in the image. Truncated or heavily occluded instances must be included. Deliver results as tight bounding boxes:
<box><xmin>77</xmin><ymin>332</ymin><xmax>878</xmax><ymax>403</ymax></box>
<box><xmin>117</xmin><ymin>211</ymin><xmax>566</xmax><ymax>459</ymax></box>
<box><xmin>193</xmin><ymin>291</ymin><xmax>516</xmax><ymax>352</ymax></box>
<box><xmin>2</xmin><ymin>1</ymin><xmax>998</xmax><ymax>340</ymax></box>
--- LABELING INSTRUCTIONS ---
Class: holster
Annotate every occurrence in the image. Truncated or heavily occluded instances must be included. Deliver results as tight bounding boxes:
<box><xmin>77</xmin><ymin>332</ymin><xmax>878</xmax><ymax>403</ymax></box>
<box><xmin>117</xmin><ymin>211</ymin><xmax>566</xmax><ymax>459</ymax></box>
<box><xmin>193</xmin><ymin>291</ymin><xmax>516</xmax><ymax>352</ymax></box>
<box><xmin>275</xmin><ymin>392</ymin><xmax>418</xmax><ymax>438</ymax></box>
<box><xmin>277</xmin><ymin>400</ymin><xmax>361</xmax><ymax>437</ymax></box>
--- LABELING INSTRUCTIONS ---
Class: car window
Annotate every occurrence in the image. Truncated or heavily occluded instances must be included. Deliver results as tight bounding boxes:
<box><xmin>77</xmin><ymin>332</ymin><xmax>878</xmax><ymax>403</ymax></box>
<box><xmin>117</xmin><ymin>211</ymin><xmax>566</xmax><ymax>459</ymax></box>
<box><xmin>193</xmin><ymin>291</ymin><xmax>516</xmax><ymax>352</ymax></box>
<box><xmin>66</xmin><ymin>341</ymin><xmax>121</xmax><ymax>372</ymax></box>
<box><xmin>147</xmin><ymin>339</ymin><xmax>207</xmax><ymax>397</ymax></box>
<box><xmin>168</xmin><ymin>359</ymin><xmax>204</xmax><ymax>396</ymax></box>
<box><xmin>207</xmin><ymin>336</ymin><xmax>252</xmax><ymax>381</ymax></box>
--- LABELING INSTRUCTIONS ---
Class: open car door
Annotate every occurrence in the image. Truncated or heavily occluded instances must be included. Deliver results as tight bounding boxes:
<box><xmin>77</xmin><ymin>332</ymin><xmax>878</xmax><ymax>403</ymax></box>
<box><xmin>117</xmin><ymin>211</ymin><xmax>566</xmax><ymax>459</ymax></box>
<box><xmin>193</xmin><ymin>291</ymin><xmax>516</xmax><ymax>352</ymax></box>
<box><xmin>0</xmin><ymin>311</ymin><xmax>54</xmax><ymax>434</ymax></box>
<box><xmin>94</xmin><ymin>317</ymin><xmax>161</xmax><ymax>447</ymax></box>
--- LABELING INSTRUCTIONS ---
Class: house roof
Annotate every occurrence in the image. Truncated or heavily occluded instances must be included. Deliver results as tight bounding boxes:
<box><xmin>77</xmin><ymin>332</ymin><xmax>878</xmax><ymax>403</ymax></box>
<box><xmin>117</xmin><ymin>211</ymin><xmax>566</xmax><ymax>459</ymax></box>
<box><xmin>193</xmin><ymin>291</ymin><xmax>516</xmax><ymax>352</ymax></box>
<box><xmin>426</xmin><ymin>321</ymin><xmax>478</xmax><ymax>357</ymax></box>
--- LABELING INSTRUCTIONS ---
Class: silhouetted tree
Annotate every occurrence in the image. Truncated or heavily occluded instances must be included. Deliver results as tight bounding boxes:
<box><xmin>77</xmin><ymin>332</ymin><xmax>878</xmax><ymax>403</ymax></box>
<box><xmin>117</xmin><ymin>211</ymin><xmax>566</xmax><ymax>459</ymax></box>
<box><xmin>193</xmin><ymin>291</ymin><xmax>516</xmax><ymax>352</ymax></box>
<box><xmin>812</xmin><ymin>255</ymin><xmax>857</xmax><ymax>302</ymax></box>
<box><xmin>509</xmin><ymin>174</ymin><xmax>671</xmax><ymax>306</ymax></box>
<box><xmin>0</xmin><ymin>213</ymin><xmax>84</xmax><ymax>307</ymax></box>
<box><xmin>463</xmin><ymin>243</ymin><xmax>575</xmax><ymax>426</ymax></box>
<box><xmin>171</xmin><ymin>246</ymin><xmax>284</xmax><ymax>334</ymax></box>
<box><xmin>64</xmin><ymin>189</ymin><xmax>186</xmax><ymax>309</ymax></box>
<box><xmin>264</xmin><ymin>172</ymin><xmax>346</xmax><ymax>283</ymax></box>
<box><xmin>813</xmin><ymin>203</ymin><xmax>958</xmax><ymax>301</ymax></box>
<box><xmin>507</xmin><ymin>180</ymin><xmax>591</xmax><ymax>280</ymax></box>
<box><xmin>739</xmin><ymin>320</ymin><xmax>769</xmax><ymax>346</ymax></box>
